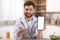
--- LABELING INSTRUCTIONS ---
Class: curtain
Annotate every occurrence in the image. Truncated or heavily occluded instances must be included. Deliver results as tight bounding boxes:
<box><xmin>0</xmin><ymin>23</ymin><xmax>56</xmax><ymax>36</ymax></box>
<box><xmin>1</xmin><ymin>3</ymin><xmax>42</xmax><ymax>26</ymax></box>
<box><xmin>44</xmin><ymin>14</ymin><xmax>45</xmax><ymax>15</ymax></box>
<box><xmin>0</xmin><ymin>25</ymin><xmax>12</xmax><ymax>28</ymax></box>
<box><xmin>0</xmin><ymin>0</ymin><xmax>24</xmax><ymax>21</ymax></box>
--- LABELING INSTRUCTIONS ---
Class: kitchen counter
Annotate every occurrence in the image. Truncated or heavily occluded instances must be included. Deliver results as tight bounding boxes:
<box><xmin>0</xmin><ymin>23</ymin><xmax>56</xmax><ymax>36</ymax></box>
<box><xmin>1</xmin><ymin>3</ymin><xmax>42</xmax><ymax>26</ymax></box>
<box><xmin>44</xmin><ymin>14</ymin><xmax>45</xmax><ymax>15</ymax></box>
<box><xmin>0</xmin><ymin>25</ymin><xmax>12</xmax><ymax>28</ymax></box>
<box><xmin>0</xmin><ymin>38</ymin><xmax>15</xmax><ymax>40</ymax></box>
<box><xmin>22</xmin><ymin>38</ymin><xmax>51</xmax><ymax>40</ymax></box>
<box><xmin>0</xmin><ymin>38</ymin><xmax>50</xmax><ymax>40</ymax></box>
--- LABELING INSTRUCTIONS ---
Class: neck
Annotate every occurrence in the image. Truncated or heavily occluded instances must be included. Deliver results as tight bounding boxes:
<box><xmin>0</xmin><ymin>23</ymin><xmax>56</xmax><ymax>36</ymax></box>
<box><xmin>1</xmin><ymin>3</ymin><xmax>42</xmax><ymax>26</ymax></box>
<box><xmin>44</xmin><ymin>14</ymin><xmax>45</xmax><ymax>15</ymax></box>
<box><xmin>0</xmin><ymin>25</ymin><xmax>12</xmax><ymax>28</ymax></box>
<box><xmin>25</xmin><ymin>17</ymin><xmax>33</xmax><ymax>22</ymax></box>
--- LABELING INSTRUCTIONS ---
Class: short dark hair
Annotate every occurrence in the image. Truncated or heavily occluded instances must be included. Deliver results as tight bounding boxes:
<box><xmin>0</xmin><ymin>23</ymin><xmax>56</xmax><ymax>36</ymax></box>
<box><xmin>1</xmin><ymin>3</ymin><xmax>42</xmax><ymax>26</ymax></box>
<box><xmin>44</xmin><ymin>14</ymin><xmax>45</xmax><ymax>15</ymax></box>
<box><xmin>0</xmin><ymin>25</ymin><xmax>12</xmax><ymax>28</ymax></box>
<box><xmin>24</xmin><ymin>1</ymin><xmax>35</xmax><ymax>8</ymax></box>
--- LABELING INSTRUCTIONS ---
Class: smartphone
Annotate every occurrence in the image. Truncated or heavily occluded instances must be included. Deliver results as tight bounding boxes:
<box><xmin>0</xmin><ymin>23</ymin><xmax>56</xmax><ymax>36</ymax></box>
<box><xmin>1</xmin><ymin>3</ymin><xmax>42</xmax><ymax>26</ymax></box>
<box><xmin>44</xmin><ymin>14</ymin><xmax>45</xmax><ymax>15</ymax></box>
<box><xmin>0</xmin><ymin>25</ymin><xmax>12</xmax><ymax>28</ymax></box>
<box><xmin>38</xmin><ymin>16</ymin><xmax>44</xmax><ymax>30</ymax></box>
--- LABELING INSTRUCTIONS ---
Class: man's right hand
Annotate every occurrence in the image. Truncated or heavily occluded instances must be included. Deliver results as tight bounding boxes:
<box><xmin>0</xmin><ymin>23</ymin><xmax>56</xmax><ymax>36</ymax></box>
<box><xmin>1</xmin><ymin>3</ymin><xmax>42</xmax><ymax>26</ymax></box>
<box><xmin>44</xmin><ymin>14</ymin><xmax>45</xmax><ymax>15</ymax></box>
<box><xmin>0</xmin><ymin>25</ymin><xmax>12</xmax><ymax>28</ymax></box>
<box><xmin>17</xmin><ymin>27</ymin><xmax>29</xmax><ymax>37</ymax></box>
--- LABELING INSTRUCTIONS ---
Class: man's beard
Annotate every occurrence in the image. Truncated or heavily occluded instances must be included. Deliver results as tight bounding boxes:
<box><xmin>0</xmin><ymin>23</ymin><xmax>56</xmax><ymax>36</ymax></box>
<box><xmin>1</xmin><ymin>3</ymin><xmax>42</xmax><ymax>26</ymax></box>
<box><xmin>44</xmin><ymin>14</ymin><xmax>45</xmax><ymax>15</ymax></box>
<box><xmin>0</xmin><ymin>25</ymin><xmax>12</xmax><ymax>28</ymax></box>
<box><xmin>25</xmin><ymin>13</ymin><xmax>33</xmax><ymax>18</ymax></box>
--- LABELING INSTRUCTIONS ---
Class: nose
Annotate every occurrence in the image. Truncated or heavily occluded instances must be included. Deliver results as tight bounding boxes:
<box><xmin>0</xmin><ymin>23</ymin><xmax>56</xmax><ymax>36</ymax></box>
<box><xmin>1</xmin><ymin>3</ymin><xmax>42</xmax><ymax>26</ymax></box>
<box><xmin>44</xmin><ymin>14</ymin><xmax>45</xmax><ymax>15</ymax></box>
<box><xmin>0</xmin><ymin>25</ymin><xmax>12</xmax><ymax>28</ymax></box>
<box><xmin>27</xmin><ymin>10</ymin><xmax>30</xmax><ymax>13</ymax></box>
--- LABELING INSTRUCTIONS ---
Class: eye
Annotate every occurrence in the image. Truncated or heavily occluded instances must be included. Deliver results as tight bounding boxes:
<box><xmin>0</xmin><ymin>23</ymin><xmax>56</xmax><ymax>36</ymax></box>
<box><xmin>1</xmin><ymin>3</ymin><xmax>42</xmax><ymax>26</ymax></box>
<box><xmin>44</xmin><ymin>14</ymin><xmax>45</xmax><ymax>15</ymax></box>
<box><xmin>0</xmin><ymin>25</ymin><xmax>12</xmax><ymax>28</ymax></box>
<box><xmin>26</xmin><ymin>9</ymin><xmax>28</xmax><ymax>11</ymax></box>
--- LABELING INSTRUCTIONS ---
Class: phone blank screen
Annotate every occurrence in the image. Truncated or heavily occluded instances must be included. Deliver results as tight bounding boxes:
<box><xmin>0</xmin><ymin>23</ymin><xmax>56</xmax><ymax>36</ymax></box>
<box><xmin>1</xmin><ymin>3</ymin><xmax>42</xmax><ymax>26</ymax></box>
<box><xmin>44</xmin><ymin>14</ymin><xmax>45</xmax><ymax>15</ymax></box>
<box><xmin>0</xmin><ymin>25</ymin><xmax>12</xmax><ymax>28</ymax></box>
<box><xmin>38</xmin><ymin>17</ymin><xmax>44</xmax><ymax>30</ymax></box>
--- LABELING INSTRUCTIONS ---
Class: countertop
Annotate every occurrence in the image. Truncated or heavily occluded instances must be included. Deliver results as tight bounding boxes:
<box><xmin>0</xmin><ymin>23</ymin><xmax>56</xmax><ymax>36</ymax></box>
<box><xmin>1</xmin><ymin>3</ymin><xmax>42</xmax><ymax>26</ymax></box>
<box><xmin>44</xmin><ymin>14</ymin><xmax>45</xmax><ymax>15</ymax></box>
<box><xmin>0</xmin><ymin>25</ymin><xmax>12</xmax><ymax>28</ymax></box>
<box><xmin>0</xmin><ymin>38</ymin><xmax>50</xmax><ymax>40</ymax></box>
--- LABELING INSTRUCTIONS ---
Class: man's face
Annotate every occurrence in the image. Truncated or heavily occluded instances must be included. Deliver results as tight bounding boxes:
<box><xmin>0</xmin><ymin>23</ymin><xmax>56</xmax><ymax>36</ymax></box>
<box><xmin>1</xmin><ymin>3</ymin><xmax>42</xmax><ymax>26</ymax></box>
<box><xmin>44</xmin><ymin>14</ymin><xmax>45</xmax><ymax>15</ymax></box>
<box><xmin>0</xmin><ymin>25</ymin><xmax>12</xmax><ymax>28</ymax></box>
<box><xmin>24</xmin><ymin>5</ymin><xmax>35</xmax><ymax>18</ymax></box>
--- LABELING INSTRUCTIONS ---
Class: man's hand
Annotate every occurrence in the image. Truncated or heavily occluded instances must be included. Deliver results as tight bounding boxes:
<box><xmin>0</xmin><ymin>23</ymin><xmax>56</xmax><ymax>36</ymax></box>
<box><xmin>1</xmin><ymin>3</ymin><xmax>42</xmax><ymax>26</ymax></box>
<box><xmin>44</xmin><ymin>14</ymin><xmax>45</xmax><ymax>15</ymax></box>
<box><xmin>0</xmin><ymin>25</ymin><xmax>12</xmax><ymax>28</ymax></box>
<box><xmin>17</xmin><ymin>27</ymin><xmax>29</xmax><ymax>37</ymax></box>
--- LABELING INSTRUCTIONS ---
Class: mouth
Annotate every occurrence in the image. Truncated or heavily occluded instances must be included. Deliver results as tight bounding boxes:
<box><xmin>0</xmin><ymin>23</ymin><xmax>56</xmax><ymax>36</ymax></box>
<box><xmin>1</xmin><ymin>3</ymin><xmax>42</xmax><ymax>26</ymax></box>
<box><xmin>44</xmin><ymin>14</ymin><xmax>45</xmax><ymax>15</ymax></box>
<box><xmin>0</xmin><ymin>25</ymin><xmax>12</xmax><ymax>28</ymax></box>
<box><xmin>25</xmin><ymin>13</ymin><xmax>32</xmax><ymax>18</ymax></box>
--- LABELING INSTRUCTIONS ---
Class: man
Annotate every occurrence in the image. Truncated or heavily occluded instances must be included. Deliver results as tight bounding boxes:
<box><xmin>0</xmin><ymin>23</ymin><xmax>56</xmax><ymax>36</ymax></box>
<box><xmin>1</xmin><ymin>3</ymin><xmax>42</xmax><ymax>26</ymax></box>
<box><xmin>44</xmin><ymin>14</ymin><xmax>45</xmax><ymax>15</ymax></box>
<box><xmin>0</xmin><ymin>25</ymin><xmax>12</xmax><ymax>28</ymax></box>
<box><xmin>14</xmin><ymin>1</ymin><xmax>38</xmax><ymax>40</ymax></box>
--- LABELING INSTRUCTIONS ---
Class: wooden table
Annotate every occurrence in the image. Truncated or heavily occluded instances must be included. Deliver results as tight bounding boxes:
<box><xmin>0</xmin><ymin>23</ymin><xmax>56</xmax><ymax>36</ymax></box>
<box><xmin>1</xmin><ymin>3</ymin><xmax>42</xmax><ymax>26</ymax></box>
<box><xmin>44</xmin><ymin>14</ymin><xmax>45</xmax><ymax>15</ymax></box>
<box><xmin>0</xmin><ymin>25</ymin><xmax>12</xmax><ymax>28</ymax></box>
<box><xmin>0</xmin><ymin>38</ymin><xmax>50</xmax><ymax>40</ymax></box>
<box><xmin>0</xmin><ymin>38</ymin><xmax>15</xmax><ymax>40</ymax></box>
<box><xmin>22</xmin><ymin>38</ymin><xmax>51</xmax><ymax>40</ymax></box>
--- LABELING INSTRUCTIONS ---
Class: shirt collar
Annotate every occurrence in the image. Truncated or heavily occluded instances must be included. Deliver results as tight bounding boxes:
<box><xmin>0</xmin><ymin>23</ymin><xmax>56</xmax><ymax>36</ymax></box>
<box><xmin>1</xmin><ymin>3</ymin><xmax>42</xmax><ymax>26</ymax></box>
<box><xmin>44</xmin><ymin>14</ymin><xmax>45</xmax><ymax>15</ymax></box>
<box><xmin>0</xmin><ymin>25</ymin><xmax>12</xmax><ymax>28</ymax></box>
<box><xmin>21</xmin><ymin>15</ymin><xmax>37</xmax><ymax>23</ymax></box>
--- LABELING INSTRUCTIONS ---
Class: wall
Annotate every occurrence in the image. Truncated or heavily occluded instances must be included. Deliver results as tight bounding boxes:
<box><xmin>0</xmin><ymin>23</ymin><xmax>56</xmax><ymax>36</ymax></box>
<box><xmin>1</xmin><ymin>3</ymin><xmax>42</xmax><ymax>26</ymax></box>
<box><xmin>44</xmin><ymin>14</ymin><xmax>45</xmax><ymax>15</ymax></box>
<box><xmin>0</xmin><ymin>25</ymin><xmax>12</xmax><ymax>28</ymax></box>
<box><xmin>46</xmin><ymin>0</ymin><xmax>60</xmax><ymax>12</ymax></box>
